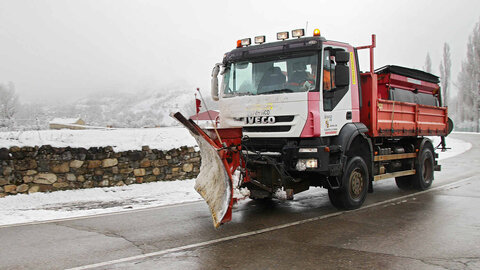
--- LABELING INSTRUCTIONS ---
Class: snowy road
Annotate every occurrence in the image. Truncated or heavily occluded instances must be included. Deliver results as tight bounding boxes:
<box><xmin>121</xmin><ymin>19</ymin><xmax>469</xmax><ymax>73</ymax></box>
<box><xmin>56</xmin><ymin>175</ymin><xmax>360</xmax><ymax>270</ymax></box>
<box><xmin>1</xmin><ymin>133</ymin><xmax>479</xmax><ymax>269</ymax></box>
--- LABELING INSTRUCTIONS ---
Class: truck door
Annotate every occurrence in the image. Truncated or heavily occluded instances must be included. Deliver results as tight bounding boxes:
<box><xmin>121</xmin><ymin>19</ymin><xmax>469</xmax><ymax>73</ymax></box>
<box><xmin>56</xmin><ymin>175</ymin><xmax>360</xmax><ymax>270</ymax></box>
<box><xmin>321</xmin><ymin>47</ymin><xmax>353</xmax><ymax>136</ymax></box>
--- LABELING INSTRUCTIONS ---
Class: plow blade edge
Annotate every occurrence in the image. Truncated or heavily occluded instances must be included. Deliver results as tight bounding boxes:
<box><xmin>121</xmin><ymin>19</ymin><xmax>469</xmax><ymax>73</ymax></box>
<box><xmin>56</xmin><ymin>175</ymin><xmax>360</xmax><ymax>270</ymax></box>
<box><xmin>171</xmin><ymin>112</ymin><xmax>240</xmax><ymax>228</ymax></box>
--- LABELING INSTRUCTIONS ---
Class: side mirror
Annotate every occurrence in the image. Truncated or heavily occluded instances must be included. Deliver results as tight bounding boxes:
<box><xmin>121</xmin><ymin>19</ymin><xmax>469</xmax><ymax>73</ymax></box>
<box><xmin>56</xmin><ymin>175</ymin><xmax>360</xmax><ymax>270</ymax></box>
<box><xmin>335</xmin><ymin>65</ymin><xmax>350</xmax><ymax>87</ymax></box>
<box><xmin>211</xmin><ymin>63</ymin><xmax>221</xmax><ymax>101</ymax></box>
<box><xmin>335</xmin><ymin>51</ymin><xmax>350</xmax><ymax>64</ymax></box>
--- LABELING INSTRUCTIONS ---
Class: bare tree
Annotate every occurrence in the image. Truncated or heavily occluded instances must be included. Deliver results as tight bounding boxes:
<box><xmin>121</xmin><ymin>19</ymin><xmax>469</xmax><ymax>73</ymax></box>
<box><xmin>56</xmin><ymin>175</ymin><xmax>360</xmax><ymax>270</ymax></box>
<box><xmin>439</xmin><ymin>43</ymin><xmax>451</xmax><ymax>107</ymax></box>
<box><xmin>456</xmin><ymin>20</ymin><xmax>480</xmax><ymax>131</ymax></box>
<box><xmin>0</xmin><ymin>82</ymin><xmax>19</xmax><ymax>128</ymax></box>
<box><xmin>423</xmin><ymin>53</ymin><xmax>432</xmax><ymax>73</ymax></box>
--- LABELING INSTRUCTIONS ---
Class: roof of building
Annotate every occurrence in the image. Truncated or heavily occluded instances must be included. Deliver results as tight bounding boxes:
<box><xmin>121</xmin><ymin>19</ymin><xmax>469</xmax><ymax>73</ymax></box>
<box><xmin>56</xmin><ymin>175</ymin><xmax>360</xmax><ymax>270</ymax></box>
<box><xmin>49</xmin><ymin>118</ymin><xmax>83</xmax><ymax>125</ymax></box>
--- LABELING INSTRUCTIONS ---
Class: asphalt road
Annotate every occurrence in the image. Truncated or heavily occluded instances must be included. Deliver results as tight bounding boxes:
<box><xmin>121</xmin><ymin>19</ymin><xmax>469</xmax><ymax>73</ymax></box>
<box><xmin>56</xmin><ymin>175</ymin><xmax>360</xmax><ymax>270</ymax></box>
<box><xmin>1</xmin><ymin>133</ymin><xmax>479</xmax><ymax>270</ymax></box>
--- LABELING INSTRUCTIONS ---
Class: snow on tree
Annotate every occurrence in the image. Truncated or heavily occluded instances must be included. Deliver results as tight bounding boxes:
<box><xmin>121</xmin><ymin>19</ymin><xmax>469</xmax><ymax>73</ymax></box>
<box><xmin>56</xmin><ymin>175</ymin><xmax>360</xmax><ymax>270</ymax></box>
<box><xmin>424</xmin><ymin>53</ymin><xmax>432</xmax><ymax>73</ymax></box>
<box><xmin>439</xmin><ymin>43</ymin><xmax>451</xmax><ymax>107</ymax></box>
<box><xmin>0</xmin><ymin>81</ymin><xmax>19</xmax><ymax>129</ymax></box>
<box><xmin>456</xmin><ymin>20</ymin><xmax>480</xmax><ymax>132</ymax></box>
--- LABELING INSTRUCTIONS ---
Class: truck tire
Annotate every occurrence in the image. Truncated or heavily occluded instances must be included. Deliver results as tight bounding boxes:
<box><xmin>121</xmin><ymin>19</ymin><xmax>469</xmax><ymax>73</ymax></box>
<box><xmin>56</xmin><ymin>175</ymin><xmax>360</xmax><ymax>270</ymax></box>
<box><xmin>328</xmin><ymin>156</ymin><xmax>368</xmax><ymax>210</ymax></box>
<box><xmin>327</xmin><ymin>188</ymin><xmax>343</xmax><ymax>209</ymax></box>
<box><xmin>411</xmin><ymin>147</ymin><xmax>434</xmax><ymax>190</ymax></box>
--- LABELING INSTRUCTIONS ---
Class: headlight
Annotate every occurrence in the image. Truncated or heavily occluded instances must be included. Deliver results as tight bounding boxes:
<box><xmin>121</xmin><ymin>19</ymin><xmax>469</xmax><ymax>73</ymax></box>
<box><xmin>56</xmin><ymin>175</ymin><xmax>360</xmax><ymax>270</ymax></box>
<box><xmin>299</xmin><ymin>148</ymin><xmax>318</xmax><ymax>153</ymax></box>
<box><xmin>254</xmin><ymin>35</ymin><xmax>265</xmax><ymax>44</ymax></box>
<box><xmin>277</xmin><ymin>31</ymin><xmax>289</xmax><ymax>40</ymax></box>
<box><xmin>296</xmin><ymin>159</ymin><xmax>318</xmax><ymax>171</ymax></box>
<box><xmin>241</xmin><ymin>38</ymin><xmax>251</xmax><ymax>46</ymax></box>
<box><xmin>292</xmin><ymin>29</ymin><xmax>305</xmax><ymax>38</ymax></box>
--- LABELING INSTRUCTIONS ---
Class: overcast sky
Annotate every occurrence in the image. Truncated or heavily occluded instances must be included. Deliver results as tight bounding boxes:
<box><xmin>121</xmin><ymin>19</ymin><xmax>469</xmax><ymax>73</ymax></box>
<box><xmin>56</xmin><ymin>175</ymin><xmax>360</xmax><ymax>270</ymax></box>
<box><xmin>0</xmin><ymin>0</ymin><xmax>479</xmax><ymax>103</ymax></box>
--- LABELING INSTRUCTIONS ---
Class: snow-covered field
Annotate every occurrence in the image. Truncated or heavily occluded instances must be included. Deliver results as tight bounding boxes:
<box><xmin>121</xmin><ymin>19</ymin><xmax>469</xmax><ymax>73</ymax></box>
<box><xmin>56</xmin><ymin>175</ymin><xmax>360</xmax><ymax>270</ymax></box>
<box><xmin>0</xmin><ymin>127</ymin><xmax>196</xmax><ymax>152</ymax></box>
<box><xmin>0</xmin><ymin>131</ymin><xmax>473</xmax><ymax>226</ymax></box>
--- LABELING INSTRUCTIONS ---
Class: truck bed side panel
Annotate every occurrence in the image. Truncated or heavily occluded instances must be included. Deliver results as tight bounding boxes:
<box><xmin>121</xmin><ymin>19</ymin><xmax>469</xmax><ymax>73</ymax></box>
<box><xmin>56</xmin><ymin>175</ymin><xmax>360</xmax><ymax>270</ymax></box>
<box><xmin>376</xmin><ymin>99</ymin><xmax>448</xmax><ymax>137</ymax></box>
<box><xmin>360</xmin><ymin>73</ymin><xmax>448</xmax><ymax>138</ymax></box>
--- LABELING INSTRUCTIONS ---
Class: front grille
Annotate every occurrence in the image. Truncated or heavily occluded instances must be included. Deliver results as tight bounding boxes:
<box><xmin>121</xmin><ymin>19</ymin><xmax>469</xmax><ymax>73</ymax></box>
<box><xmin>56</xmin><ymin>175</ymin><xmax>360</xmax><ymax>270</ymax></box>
<box><xmin>242</xmin><ymin>138</ymin><xmax>289</xmax><ymax>152</ymax></box>
<box><xmin>275</xmin><ymin>116</ymin><xmax>295</xmax><ymax>122</ymax></box>
<box><xmin>243</xmin><ymin>125</ymin><xmax>291</xmax><ymax>133</ymax></box>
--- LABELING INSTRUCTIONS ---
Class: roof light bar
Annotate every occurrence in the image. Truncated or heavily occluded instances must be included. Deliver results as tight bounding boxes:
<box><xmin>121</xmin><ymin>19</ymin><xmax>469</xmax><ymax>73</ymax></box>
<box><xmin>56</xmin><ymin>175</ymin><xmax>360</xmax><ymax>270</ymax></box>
<box><xmin>254</xmin><ymin>35</ymin><xmax>266</xmax><ymax>44</ymax></box>
<box><xmin>241</xmin><ymin>38</ymin><xmax>251</xmax><ymax>46</ymax></box>
<box><xmin>292</xmin><ymin>29</ymin><xmax>305</xmax><ymax>38</ymax></box>
<box><xmin>277</xmin><ymin>31</ymin><xmax>289</xmax><ymax>40</ymax></box>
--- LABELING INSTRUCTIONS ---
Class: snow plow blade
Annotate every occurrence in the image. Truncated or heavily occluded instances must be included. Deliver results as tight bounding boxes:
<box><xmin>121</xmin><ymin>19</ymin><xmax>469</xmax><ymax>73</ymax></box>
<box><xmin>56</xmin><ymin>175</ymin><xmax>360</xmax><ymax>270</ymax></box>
<box><xmin>171</xmin><ymin>112</ymin><xmax>242</xmax><ymax>228</ymax></box>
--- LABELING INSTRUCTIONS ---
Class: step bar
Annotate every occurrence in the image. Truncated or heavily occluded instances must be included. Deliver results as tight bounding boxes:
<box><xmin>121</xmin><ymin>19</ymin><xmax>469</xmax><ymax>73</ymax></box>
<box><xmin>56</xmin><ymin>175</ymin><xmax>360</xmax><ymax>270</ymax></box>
<box><xmin>374</xmin><ymin>169</ymin><xmax>416</xmax><ymax>181</ymax></box>
<box><xmin>374</xmin><ymin>152</ymin><xmax>417</xmax><ymax>162</ymax></box>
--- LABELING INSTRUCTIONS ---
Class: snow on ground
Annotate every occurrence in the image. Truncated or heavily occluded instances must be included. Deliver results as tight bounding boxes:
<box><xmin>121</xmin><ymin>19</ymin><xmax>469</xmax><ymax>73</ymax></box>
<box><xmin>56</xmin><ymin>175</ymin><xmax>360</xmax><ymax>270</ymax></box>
<box><xmin>0</xmin><ymin>132</ymin><xmax>474</xmax><ymax>226</ymax></box>
<box><xmin>430</xmin><ymin>135</ymin><xmax>472</xmax><ymax>160</ymax></box>
<box><xmin>0</xmin><ymin>127</ymin><xmax>196</xmax><ymax>152</ymax></box>
<box><xmin>0</xmin><ymin>180</ymin><xmax>202</xmax><ymax>226</ymax></box>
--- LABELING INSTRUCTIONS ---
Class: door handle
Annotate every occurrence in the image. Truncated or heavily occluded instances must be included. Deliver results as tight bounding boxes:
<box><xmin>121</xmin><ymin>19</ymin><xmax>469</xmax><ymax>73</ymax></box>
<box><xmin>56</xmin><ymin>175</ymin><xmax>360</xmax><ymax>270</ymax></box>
<box><xmin>346</xmin><ymin>111</ymin><xmax>352</xmax><ymax>120</ymax></box>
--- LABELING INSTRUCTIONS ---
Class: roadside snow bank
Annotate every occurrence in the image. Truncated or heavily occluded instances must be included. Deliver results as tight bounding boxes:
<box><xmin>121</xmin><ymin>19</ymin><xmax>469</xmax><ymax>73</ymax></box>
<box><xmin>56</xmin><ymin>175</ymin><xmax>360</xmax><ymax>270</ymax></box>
<box><xmin>0</xmin><ymin>180</ymin><xmax>202</xmax><ymax>226</ymax></box>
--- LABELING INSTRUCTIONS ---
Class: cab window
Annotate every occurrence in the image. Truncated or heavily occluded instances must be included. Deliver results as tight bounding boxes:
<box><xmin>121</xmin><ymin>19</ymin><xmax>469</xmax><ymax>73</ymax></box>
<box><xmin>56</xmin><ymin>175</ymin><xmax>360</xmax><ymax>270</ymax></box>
<box><xmin>323</xmin><ymin>48</ymin><xmax>349</xmax><ymax>111</ymax></box>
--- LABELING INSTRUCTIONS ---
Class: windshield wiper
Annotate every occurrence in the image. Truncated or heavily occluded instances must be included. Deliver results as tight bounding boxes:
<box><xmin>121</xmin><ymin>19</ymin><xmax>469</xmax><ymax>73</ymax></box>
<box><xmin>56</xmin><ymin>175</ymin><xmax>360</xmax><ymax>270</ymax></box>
<box><xmin>258</xmin><ymin>89</ymin><xmax>294</xmax><ymax>95</ymax></box>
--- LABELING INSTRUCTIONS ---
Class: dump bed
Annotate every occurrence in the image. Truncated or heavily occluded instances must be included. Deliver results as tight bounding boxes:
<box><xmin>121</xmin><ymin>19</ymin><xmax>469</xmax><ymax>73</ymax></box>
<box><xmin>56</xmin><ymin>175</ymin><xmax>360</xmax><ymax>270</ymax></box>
<box><xmin>359</xmin><ymin>65</ymin><xmax>449</xmax><ymax>138</ymax></box>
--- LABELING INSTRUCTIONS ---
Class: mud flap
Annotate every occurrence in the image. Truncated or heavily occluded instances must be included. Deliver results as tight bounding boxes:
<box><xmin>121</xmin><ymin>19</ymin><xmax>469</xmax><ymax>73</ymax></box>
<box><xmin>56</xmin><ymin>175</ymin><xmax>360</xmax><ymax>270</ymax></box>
<box><xmin>171</xmin><ymin>112</ymin><xmax>239</xmax><ymax>228</ymax></box>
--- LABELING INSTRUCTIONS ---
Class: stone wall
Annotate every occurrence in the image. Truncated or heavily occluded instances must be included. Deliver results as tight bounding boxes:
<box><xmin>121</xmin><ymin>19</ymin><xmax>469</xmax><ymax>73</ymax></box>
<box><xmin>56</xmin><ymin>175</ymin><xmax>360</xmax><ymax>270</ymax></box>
<box><xmin>0</xmin><ymin>145</ymin><xmax>200</xmax><ymax>197</ymax></box>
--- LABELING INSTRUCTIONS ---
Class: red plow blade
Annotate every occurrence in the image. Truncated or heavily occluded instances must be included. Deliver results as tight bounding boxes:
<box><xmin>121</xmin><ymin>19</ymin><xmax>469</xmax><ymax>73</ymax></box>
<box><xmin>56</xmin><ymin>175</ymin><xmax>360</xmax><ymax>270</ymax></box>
<box><xmin>172</xmin><ymin>112</ymin><xmax>242</xmax><ymax>228</ymax></box>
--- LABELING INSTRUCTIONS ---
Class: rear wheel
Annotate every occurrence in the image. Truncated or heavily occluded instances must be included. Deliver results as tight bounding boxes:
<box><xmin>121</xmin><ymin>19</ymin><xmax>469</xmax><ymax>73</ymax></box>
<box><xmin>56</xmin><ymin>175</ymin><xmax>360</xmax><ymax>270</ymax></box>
<box><xmin>412</xmin><ymin>147</ymin><xmax>434</xmax><ymax>190</ymax></box>
<box><xmin>395</xmin><ymin>146</ymin><xmax>434</xmax><ymax>191</ymax></box>
<box><xmin>328</xmin><ymin>156</ymin><xmax>369</xmax><ymax>210</ymax></box>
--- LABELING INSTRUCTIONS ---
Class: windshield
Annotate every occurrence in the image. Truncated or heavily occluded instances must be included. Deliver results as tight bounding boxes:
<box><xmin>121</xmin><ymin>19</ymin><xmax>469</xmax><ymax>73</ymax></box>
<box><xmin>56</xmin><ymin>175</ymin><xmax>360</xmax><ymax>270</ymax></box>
<box><xmin>221</xmin><ymin>54</ymin><xmax>319</xmax><ymax>97</ymax></box>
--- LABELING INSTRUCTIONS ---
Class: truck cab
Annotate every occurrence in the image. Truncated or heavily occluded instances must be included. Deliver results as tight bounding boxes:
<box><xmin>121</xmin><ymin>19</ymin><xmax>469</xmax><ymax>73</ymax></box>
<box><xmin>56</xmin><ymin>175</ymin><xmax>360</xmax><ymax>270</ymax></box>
<box><xmin>209</xmin><ymin>30</ymin><xmax>367</xmax><ymax>200</ymax></box>
<box><xmin>213</xmin><ymin>32</ymin><xmax>359</xmax><ymax>140</ymax></box>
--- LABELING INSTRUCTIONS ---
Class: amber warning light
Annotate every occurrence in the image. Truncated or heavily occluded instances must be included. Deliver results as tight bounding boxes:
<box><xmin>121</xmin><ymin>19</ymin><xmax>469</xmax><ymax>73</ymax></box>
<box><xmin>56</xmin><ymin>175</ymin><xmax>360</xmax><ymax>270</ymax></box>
<box><xmin>313</xmin><ymin>29</ymin><xmax>321</xmax><ymax>36</ymax></box>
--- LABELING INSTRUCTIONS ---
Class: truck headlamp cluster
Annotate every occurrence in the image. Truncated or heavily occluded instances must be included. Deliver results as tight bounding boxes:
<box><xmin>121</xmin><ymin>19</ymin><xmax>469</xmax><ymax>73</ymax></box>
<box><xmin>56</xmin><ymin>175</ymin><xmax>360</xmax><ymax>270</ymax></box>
<box><xmin>237</xmin><ymin>28</ymin><xmax>318</xmax><ymax>47</ymax></box>
<box><xmin>241</xmin><ymin>38</ymin><xmax>251</xmax><ymax>46</ymax></box>
<box><xmin>296</xmin><ymin>159</ymin><xmax>318</xmax><ymax>171</ymax></box>
<box><xmin>299</xmin><ymin>148</ymin><xmax>318</xmax><ymax>153</ymax></box>
<box><xmin>277</xmin><ymin>31</ymin><xmax>289</xmax><ymax>40</ymax></box>
<box><xmin>292</xmin><ymin>29</ymin><xmax>305</xmax><ymax>38</ymax></box>
<box><xmin>255</xmin><ymin>35</ymin><xmax>265</xmax><ymax>44</ymax></box>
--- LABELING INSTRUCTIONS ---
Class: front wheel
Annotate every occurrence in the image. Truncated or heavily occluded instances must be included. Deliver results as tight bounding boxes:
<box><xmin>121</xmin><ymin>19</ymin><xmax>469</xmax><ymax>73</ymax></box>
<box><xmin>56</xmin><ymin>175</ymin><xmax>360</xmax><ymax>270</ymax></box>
<box><xmin>328</xmin><ymin>156</ymin><xmax>369</xmax><ymax>210</ymax></box>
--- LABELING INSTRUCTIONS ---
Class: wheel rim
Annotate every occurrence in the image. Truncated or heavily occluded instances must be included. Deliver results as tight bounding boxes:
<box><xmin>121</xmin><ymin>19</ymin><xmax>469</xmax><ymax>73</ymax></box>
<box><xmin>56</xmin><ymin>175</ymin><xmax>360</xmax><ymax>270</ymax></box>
<box><xmin>349</xmin><ymin>168</ymin><xmax>364</xmax><ymax>199</ymax></box>
<box><xmin>422</xmin><ymin>156</ymin><xmax>433</xmax><ymax>184</ymax></box>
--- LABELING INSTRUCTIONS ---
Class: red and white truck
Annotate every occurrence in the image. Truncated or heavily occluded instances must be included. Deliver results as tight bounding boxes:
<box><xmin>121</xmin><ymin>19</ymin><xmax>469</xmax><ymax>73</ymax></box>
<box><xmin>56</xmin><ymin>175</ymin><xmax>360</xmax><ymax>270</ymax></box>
<box><xmin>173</xmin><ymin>29</ymin><xmax>452</xmax><ymax>228</ymax></box>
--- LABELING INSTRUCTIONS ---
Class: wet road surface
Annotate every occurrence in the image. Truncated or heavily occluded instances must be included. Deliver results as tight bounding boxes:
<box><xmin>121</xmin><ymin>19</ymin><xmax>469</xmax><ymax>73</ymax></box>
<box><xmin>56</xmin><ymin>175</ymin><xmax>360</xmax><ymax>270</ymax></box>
<box><xmin>0</xmin><ymin>133</ymin><xmax>479</xmax><ymax>270</ymax></box>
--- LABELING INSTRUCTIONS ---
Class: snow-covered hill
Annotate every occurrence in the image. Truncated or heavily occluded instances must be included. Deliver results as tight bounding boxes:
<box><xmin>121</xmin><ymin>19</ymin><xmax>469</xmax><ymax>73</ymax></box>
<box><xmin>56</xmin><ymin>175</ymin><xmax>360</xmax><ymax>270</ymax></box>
<box><xmin>13</xmin><ymin>88</ymin><xmax>217</xmax><ymax>130</ymax></box>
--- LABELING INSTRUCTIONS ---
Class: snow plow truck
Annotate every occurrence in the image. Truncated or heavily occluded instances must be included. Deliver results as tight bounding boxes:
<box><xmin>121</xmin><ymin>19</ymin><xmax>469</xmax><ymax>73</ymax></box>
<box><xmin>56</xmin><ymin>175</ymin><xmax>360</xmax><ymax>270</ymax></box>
<box><xmin>173</xmin><ymin>29</ymin><xmax>453</xmax><ymax>228</ymax></box>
